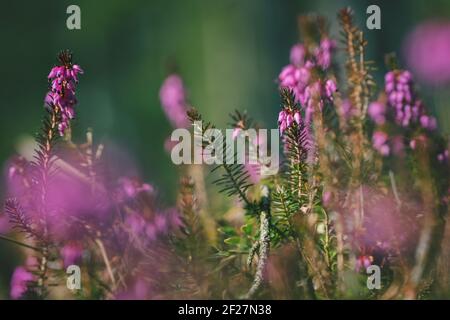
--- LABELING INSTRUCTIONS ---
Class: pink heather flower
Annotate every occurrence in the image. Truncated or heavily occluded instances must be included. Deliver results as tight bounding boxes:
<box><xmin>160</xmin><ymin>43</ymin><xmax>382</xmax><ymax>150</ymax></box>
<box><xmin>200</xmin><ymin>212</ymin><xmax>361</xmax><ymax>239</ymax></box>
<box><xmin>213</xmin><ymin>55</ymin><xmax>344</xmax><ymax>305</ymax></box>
<box><xmin>324</xmin><ymin>79</ymin><xmax>337</xmax><ymax>100</ymax></box>
<box><xmin>438</xmin><ymin>150</ymin><xmax>449</xmax><ymax>163</ymax></box>
<box><xmin>279</xmin><ymin>41</ymin><xmax>337</xmax><ymax>107</ymax></box>
<box><xmin>61</xmin><ymin>243</ymin><xmax>84</xmax><ymax>268</ymax></box>
<box><xmin>278</xmin><ymin>63</ymin><xmax>312</xmax><ymax>104</ymax></box>
<box><xmin>45</xmin><ymin>51</ymin><xmax>83</xmax><ymax>136</ymax></box>
<box><xmin>419</xmin><ymin>115</ymin><xmax>437</xmax><ymax>130</ymax></box>
<box><xmin>314</xmin><ymin>38</ymin><xmax>336</xmax><ymax>70</ymax></box>
<box><xmin>293</xmin><ymin>111</ymin><xmax>301</xmax><ymax>125</ymax></box>
<box><xmin>372</xmin><ymin>131</ymin><xmax>390</xmax><ymax>156</ymax></box>
<box><xmin>278</xmin><ymin>110</ymin><xmax>288</xmax><ymax>134</ymax></box>
<box><xmin>368</xmin><ymin>101</ymin><xmax>386</xmax><ymax>125</ymax></box>
<box><xmin>10</xmin><ymin>266</ymin><xmax>35</xmax><ymax>299</ymax></box>
<box><xmin>159</xmin><ymin>74</ymin><xmax>189</xmax><ymax>128</ymax></box>
<box><xmin>289</xmin><ymin>44</ymin><xmax>306</xmax><ymax>66</ymax></box>
<box><xmin>278</xmin><ymin>109</ymin><xmax>304</xmax><ymax>134</ymax></box>
<box><xmin>383</xmin><ymin>70</ymin><xmax>436</xmax><ymax>131</ymax></box>
<box><xmin>404</xmin><ymin>21</ymin><xmax>450</xmax><ymax>86</ymax></box>
<box><xmin>286</xmin><ymin>114</ymin><xmax>293</xmax><ymax>127</ymax></box>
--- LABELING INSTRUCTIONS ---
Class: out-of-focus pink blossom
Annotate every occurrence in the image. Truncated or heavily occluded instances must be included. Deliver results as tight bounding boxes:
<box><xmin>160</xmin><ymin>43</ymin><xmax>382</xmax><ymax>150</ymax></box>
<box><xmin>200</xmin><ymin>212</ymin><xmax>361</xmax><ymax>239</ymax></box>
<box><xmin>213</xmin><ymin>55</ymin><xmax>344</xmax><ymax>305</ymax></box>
<box><xmin>278</xmin><ymin>109</ymin><xmax>303</xmax><ymax>134</ymax></box>
<box><xmin>385</xmin><ymin>70</ymin><xmax>423</xmax><ymax>128</ymax></box>
<box><xmin>278</xmin><ymin>64</ymin><xmax>312</xmax><ymax>104</ymax></box>
<box><xmin>419</xmin><ymin>115</ymin><xmax>437</xmax><ymax>131</ymax></box>
<box><xmin>372</xmin><ymin>70</ymin><xmax>437</xmax><ymax>133</ymax></box>
<box><xmin>404</xmin><ymin>21</ymin><xmax>450</xmax><ymax>86</ymax></box>
<box><xmin>438</xmin><ymin>150</ymin><xmax>449</xmax><ymax>163</ymax></box>
<box><xmin>314</xmin><ymin>38</ymin><xmax>336</xmax><ymax>70</ymax></box>
<box><xmin>10</xmin><ymin>266</ymin><xmax>35</xmax><ymax>299</ymax></box>
<box><xmin>289</xmin><ymin>44</ymin><xmax>306</xmax><ymax>66</ymax></box>
<box><xmin>61</xmin><ymin>243</ymin><xmax>84</xmax><ymax>268</ymax></box>
<box><xmin>372</xmin><ymin>131</ymin><xmax>390</xmax><ymax>156</ymax></box>
<box><xmin>368</xmin><ymin>101</ymin><xmax>386</xmax><ymax>125</ymax></box>
<box><xmin>370</xmin><ymin>70</ymin><xmax>439</xmax><ymax>156</ymax></box>
<box><xmin>324</xmin><ymin>79</ymin><xmax>337</xmax><ymax>100</ymax></box>
<box><xmin>278</xmin><ymin>41</ymin><xmax>336</xmax><ymax>118</ymax></box>
<box><xmin>159</xmin><ymin>74</ymin><xmax>189</xmax><ymax>128</ymax></box>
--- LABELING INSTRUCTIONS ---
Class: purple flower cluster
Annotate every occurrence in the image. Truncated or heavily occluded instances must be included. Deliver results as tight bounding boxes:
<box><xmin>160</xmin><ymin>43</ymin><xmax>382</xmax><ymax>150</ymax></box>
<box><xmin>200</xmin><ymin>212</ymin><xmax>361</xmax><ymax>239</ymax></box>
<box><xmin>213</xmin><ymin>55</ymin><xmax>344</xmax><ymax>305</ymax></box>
<box><xmin>45</xmin><ymin>51</ymin><xmax>83</xmax><ymax>136</ymax></box>
<box><xmin>438</xmin><ymin>150</ymin><xmax>449</xmax><ymax>163</ymax></box>
<box><xmin>159</xmin><ymin>74</ymin><xmax>190</xmax><ymax>129</ymax></box>
<box><xmin>386</xmin><ymin>71</ymin><xmax>436</xmax><ymax>129</ymax></box>
<box><xmin>278</xmin><ymin>42</ymin><xmax>337</xmax><ymax>132</ymax></box>
<box><xmin>372</xmin><ymin>131</ymin><xmax>390</xmax><ymax>156</ymax></box>
<box><xmin>314</xmin><ymin>38</ymin><xmax>336</xmax><ymax>70</ymax></box>
<box><xmin>367</xmin><ymin>102</ymin><xmax>386</xmax><ymax>125</ymax></box>
<box><xmin>369</xmin><ymin>70</ymin><xmax>440</xmax><ymax>156</ymax></box>
<box><xmin>278</xmin><ymin>56</ymin><xmax>313</xmax><ymax>105</ymax></box>
<box><xmin>10</xmin><ymin>266</ymin><xmax>35</xmax><ymax>299</ymax></box>
<box><xmin>278</xmin><ymin>108</ymin><xmax>302</xmax><ymax>134</ymax></box>
<box><xmin>279</xmin><ymin>78</ymin><xmax>336</xmax><ymax>131</ymax></box>
<box><xmin>369</xmin><ymin>71</ymin><xmax>436</xmax><ymax>130</ymax></box>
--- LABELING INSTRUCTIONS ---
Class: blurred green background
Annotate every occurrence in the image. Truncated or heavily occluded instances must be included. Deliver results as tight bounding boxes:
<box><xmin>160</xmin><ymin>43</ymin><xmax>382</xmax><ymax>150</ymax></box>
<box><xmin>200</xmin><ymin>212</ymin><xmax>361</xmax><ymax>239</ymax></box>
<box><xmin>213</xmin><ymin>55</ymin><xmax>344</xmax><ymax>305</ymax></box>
<box><xmin>0</xmin><ymin>0</ymin><xmax>449</xmax><ymax>298</ymax></box>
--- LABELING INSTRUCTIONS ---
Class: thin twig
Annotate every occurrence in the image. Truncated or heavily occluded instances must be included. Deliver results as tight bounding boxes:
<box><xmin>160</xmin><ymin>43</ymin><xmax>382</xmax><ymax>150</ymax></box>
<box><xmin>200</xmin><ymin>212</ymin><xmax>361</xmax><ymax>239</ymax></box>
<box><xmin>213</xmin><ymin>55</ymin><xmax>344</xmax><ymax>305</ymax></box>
<box><xmin>244</xmin><ymin>185</ymin><xmax>270</xmax><ymax>299</ymax></box>
<box><xmin>389</xmin><ymin>170</ymin><xmax>401</xmax><ymax>207</ymax></box>
<box><xmin>0</xmin><ymin>234</ymin><xmax>42</xmax><ymax>252</ymax></box>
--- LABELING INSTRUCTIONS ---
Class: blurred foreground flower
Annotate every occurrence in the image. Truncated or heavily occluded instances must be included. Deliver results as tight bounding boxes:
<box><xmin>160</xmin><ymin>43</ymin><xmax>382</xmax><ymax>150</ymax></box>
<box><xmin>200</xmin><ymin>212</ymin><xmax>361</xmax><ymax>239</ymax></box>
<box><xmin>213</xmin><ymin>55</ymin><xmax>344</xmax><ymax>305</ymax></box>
<box><xmin>10</xmin><ymin>267</ymin><xmax>35</xmax><ymax>299</ymax></box>
<box><xmin>404</xmin><ymin>21</ymin><xmax>450</xmax><ymax>86</ymax></box>
<box><xmin>159</xmin><ymin>74</ymin><xmax>189</xmax><ymax>128</ymax></box>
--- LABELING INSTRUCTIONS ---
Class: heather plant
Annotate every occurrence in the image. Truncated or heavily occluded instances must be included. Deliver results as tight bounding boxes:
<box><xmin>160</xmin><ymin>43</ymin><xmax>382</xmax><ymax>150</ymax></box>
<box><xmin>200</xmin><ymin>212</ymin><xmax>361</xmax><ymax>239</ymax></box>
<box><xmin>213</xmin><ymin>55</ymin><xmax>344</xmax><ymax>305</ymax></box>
<box><xmin>0</xmin><ymin>8</ymin><xmax>449</xmax><ymax>300</ymax></box>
